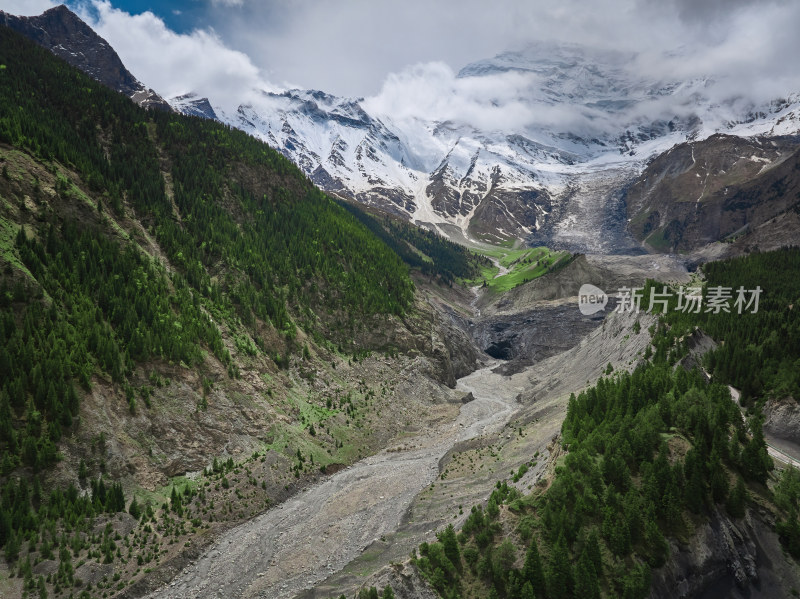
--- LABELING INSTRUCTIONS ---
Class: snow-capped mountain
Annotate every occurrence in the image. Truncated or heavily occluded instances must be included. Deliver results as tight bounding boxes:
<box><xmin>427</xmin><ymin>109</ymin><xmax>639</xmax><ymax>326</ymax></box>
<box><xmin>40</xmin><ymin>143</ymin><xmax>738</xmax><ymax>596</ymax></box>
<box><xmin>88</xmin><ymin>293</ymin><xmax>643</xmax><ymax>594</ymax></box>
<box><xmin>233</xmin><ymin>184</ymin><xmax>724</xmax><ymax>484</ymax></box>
<box><xmin>171</xmin><ymin>43</ymin><xmax>800</xmax><ymax>251</ymax></box>
<box><xmin>6</xmin><ymin>4</ymin><xmax>798</xmax><ymax>252</ymax></box>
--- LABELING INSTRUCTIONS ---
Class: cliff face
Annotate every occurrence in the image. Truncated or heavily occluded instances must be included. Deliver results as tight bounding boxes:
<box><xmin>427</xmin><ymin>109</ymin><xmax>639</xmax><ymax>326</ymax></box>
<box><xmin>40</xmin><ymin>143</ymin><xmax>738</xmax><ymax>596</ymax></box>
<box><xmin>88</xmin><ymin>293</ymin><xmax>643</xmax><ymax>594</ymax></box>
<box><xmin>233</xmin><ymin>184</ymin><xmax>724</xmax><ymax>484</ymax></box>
<box><xmin>0</xmin><ymin>5</ymin><xmax>171</xmax><ymax>111</ymax></box>
<box><xmin>652</xmin><ymin>506</ymin><xmax>800</xmax><ymax>599</ymax></box>
<box><xmin>763</xmin><ymin>399</ymin><xmax>800</xmax><ymax>458</ymax></box>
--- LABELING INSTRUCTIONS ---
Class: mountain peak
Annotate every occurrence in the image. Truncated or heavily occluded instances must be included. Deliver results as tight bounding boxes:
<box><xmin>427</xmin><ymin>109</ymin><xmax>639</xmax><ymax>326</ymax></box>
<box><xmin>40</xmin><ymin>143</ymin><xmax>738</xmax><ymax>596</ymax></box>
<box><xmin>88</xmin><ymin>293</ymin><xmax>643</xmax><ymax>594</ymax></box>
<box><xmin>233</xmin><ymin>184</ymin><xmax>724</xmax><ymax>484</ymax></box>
<box><xmin>170</xmin><ymin>93</ymin><xmax>219</xmax><ymax>120</ymax></box>
<box><xmin>0</xmin><ymin>4</ymin><xmax>171</xmax><ymax>112</ymax></box>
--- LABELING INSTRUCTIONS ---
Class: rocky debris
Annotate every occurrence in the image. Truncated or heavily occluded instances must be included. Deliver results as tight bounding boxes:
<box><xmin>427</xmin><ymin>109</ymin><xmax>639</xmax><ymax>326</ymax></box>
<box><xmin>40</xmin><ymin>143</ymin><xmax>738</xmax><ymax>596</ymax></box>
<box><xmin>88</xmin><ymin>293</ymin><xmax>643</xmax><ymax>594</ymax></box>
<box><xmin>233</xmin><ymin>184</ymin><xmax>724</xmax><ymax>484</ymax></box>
<box><xmin>74</xmin><ymin>561</ymin><xmax>116</xmax><ymax>589</ymax></box>
<box><xmin>32</xmin><ymin>559</ymin><xmax>58</xmax><ymax>577</ymax></box>
<box><xmin>140</xmin><ymin>363</ymin><xmax>520</xmax><ymax>599</ymax></box>
<box><xmin>520</xmin><ymin>307</ymin><xmax>656</xmax><ymax>406</ymax></box>
<box><xmin>93</xmin><ymin>512</ymin><xmax>139</xmax><ymax>538</ymax></box>
<box><xmin>344</xmin><ymin>303</ymin><xmax>654</xmax><ymax>598</ymax></box>
<box><xmin>461</xmin><ymin>392</ymin><xmax>475</xmax><ymax>404</ymax></box>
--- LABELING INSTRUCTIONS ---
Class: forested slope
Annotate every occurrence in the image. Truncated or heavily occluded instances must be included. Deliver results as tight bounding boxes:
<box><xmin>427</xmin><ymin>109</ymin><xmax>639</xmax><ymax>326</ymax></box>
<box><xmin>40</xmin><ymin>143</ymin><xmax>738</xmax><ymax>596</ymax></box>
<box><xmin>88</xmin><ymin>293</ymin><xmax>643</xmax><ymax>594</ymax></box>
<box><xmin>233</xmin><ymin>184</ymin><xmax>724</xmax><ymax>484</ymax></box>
<box><xmin>0</xmin><ymin>23</ymin><xmax>421</xmax><ymax>473</ymax></box>
<box><xmin>408</xmin><ymin>248</ymin><xmax>800</xmax><ymax>599</ymax></box>
<box><xmin>0</xmin><ymin>26</ymin><xmax>474</xmax><ymax>599</ymax></box>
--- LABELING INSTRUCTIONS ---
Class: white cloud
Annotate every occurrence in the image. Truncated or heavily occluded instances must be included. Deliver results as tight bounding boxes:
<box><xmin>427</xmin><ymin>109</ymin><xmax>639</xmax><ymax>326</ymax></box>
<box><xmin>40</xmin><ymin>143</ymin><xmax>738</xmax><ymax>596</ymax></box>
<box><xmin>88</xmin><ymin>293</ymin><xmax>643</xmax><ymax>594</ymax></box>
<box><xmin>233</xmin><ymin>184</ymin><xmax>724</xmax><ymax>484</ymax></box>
<box><xmin>77</xmin><ymin>1</ymin><xmax>276</xmax><ymax>110</ymax></box>
<box><xmin>226</xmin><ymin>0</ymin><xmax>796</xmax><ymax>96</ymax></box>
<box><xmin>4</xmin><ymin>0</ymin><xmax>798</xmax><ymax>143</ymax></box>
<box><xmin>361</xmin><ymin>62</ymin><xmax>605</xmax><ymax>136</ymax></box>
<box><xmin>0</xmin><ymin>0</ymin><xmax>57</xmax><ymax>16</ymax></box>
<box><xmin>359</xmin><ymin>0</ymin><xmax>800</xmax><ymax>139</ymax></box>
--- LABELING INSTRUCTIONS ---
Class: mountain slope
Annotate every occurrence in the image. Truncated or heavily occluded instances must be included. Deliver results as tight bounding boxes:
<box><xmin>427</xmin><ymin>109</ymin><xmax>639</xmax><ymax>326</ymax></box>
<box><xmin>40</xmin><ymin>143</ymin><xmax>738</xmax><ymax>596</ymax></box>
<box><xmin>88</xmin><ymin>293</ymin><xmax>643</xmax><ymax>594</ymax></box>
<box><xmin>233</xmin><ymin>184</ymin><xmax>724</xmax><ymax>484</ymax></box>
<box><xmin>0</xmin><ymin>4</ymin><xmax>171</xmax><ymax>111</ymax></box>
<box><xmin>172</xmin><ymin>44</ymin><xmax>800</xmax><ymax>250</ymax></box>
<box><xmin>401</xmin><ymin>249</ymin><xmax>800</xmax><ymax>599</ymax></box>
<box><xmin>7</xmin><ymin>6</ymin><xmax>799</xmax><ymax>252</ymax></box>
<box><xmin>0</xmin><ymin>24</ymin><xmax>480</xmax><ymax>599</ymax></box>
<box><xmin>626</xmin><ymin>133</ymin><xmax>800</xmax><ymax>251</ymax></box>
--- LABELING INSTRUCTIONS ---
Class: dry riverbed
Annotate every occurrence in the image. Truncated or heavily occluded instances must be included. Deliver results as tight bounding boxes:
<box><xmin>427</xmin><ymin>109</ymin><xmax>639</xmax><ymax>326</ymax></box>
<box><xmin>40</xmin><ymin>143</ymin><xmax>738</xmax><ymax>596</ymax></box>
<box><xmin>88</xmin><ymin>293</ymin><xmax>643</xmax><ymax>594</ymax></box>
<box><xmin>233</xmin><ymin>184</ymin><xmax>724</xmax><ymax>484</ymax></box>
<box><xmin>143</xmin><ymin>362</ymin><xmax>525</xmax><ymax>599</ymax></box>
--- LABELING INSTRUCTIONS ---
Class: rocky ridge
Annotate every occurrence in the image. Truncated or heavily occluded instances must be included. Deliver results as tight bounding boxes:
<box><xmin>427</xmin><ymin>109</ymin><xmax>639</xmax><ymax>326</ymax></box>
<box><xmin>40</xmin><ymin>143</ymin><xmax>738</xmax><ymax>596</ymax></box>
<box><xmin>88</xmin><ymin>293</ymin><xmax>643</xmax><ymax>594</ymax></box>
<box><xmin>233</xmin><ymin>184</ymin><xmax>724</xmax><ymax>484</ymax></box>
<box><xmin>0</xmin><ymin>5</ymin><xmax>171</xmax><ymax>111</ymax></box>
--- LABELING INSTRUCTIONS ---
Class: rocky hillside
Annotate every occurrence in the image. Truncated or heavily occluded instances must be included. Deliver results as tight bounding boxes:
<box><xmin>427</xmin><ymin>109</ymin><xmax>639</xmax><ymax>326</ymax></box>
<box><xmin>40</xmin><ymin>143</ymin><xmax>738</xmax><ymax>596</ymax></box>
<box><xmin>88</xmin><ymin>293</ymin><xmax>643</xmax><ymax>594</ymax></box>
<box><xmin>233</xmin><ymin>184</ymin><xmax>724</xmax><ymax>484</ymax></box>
<box><xmin>0</xmin><ymin>25</ymin><xmax>480</xmax><ymax>599</ymax></box>
<box><xmin>0</xmin><ymin>5</ymin><xmax>171</xmax><ymax>111</ymax></box>
<box><xmin>626</xmin><ymin>134</ymin><xmax>800</xmax><ymax>252</ymax></box>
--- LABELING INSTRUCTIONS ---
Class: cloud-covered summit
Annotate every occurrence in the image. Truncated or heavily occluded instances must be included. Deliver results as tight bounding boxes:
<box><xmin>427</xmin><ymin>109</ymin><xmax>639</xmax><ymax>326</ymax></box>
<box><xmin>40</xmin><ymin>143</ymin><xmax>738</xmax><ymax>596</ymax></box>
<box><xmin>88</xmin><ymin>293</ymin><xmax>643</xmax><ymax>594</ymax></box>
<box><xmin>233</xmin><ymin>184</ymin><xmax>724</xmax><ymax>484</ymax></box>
<box><xmin>1</xmin><ymin>0</ymin><xmax>798</xmax><ymax>175</ymax></box>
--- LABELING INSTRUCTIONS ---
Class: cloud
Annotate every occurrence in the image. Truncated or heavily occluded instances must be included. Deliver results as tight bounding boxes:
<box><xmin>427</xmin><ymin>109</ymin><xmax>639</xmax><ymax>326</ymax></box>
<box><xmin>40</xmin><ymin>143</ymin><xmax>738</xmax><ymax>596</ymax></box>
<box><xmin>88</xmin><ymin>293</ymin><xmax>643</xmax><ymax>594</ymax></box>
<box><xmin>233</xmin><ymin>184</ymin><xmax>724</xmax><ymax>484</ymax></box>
<box><xmin>196</xmin><ymin>0</ymin><xmax>800</xmax><ymax>128</ymax></box>
<box><xmin>0</xmin><ymin>0</ymin><xmax>57</xmax><ymax>16</ymax></box>
<box><xmin>362</xmin><ymin>62</ymin><xmax>613</xmax><ymax>138</ymax></box>
<box><xmin>76</xmin><ymin>1</ymin><xmax>276</xmax><ymax>109</ymax></box>
<box><xmin>214</xmin><ymin>0</ymin><xmax>541</xmax><ymax>97</ymax></box>
<box><xmin>3</xmin><ymin>0</ymin><xmax>798</xmax><ymax>142</ymax></box>
<box><xmin>360</xmin><ymin>0</ymin><xmax>800</xmax><ymax>139</ymax></box>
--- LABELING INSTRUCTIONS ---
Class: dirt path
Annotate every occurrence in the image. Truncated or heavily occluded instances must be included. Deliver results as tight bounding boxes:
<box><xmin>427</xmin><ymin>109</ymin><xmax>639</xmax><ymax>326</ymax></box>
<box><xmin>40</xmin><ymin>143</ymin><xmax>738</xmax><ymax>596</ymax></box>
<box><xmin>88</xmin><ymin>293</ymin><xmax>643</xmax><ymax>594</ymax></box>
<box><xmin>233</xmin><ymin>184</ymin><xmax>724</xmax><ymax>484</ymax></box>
<box><xmin>144</xmin><ymin>363</ymin><xmax>521</xmax><ymax>599</ymax></box>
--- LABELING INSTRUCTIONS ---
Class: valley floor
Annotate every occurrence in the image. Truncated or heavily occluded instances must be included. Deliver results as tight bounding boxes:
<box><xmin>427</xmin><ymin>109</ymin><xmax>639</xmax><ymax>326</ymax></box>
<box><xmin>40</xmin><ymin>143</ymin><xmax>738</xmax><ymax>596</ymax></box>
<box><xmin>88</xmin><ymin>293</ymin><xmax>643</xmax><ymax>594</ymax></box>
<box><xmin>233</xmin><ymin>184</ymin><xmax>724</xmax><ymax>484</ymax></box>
<box><xmin>141</xmin><ymin>363</ymin><xmax>522</xmax><ymax>599</ymax></box>
<box><xmin>140</xmin><ymin>288</ymin><xmax>653</xmax><ymax>599</ymax></box>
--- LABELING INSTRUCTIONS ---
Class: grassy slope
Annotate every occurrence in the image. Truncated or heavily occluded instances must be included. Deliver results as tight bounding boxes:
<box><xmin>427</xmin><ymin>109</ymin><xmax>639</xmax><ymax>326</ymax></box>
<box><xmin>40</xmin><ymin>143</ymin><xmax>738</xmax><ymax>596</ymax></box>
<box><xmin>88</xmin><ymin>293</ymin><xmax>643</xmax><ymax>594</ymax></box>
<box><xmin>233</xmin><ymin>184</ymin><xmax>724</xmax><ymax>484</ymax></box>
<box><xmin>463</xmin><ymin>247</ymin><xmax>572</xmax><ymax>293</ymax></box>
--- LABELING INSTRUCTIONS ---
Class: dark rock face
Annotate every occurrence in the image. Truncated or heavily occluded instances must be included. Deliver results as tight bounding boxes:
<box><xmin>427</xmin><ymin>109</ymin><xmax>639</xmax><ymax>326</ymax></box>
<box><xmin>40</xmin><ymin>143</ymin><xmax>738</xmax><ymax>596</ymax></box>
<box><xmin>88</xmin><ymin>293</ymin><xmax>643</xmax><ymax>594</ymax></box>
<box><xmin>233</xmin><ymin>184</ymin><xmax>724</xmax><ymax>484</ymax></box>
<box><xmin>625</xmin><ymin>134</ymin><xmax>800</xmax><ymax>252</ymax></box>
<box><xmin>0</xmin><ymin>5</ymin><xmax>171</xmax><ymax>111</ymax></box>
<box><xmin>471</xmin><ymin>303</ymin><xmax>606</xmax><ymax>373</ymax></box>
<box><xmin>355</xmin><ymin>187</ymin><xmax>417</xmax><ymax>216</ymax></box>
<box><xmin>469</xmin><ymin>185</ymin><xmax>551</xmax><ymax>244</ymax></box>
<box><xmin>652</xmin><ymin>506</ymin><xmax>800</xmax><ymax>599</ymax></box>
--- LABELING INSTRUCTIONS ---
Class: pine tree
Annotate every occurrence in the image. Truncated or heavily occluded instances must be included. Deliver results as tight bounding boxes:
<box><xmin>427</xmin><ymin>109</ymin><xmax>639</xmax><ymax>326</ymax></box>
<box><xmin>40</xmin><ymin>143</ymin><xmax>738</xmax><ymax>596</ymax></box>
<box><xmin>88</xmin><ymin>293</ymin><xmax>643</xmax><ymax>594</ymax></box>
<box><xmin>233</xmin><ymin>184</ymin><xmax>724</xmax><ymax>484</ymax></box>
<box><xmin>726</xmin><ymin>476</ymin><xmax>747</xmax><ymax>518</ymax></box>
<box><xmin>522</xmin><ymin>537</ymin><xmax>546</xmax><ymax>597</ymax></box>
<box><xmin>129</xmin><ymin>496</ymin><xmax>141</xmax><ymax>520</ymax></box>
<box><xmin>643</xmin><ymin>519</ymin><xmax>668</xmax><ymax>568</ymax></box>
<box><xmin>777</xmin><ymin>514</ymin><xmax>800</xmax><ymax>558</ymax></box>
<box><xmin>520</xmin><ymin>581</ymin><xmax>536</xmax><ymax>599</ymax></box>
<box><xmin>546</xmin><ymin>535</ymin><xmax>574</xmax><ymax>599</ymax></box>
<box><xmin>4</xmin><ymin>528</ymin><xmax>20</xmax><ymax>562</ymax></box>
<box><xmin>584</xmin><ymin>530</ymin><xmax>603</xmax><ymax>576</ymax></box>
<box><xmin>574</xmin><ymin>548</ymin><xmax>600</xmax><ymax>599</ymax></box>
<box><xmin>439</xmin><ymin>524</ymin><xmax>461</xmax><ymax>572</ymax></box>
<box><xmin>709</xmin><ymin>463</ymin><xmax>729</xmax><ymax>504</ymax></box>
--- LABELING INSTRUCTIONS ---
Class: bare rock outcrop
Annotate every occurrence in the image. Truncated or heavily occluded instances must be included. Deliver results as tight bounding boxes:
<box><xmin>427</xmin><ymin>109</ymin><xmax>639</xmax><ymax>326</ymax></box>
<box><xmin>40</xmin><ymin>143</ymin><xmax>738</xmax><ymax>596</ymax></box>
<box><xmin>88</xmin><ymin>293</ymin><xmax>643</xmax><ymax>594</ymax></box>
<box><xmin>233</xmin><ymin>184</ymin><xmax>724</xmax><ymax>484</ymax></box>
<box><xmin>651</xmin><ymin>507</ymin><xmax>800</xmax><ymax>599</ymax></box>
<box><xmin>358</xmin><ymin>562</ymin><xmax>440</xmax><ymax>599</ymax></box>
